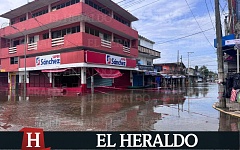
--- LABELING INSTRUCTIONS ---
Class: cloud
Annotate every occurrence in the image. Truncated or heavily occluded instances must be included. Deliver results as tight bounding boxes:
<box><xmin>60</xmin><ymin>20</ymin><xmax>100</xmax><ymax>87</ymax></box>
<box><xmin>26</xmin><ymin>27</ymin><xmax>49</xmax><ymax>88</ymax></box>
<box><xmin>117</xmin><ymin>0</ymin><xmax>219</xmax><ymax>71</ymax></box>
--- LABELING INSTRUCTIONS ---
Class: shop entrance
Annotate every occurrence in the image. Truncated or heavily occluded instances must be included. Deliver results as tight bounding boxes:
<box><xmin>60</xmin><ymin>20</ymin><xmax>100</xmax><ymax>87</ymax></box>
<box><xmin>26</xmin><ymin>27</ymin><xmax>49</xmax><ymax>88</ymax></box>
<box><xmin>0</xmin><ymin>73</ymin><xmax>8</xmax><ymax>88</ymax></box>
<box><xmin>10</xmin><ymin>73</ymin><xmax>19</xmax><ymax>90</ymax></box>
<box><xmin>54</xmin><ymin>68</ymin><xmax>81</xmax><ymax>88</ymax></box>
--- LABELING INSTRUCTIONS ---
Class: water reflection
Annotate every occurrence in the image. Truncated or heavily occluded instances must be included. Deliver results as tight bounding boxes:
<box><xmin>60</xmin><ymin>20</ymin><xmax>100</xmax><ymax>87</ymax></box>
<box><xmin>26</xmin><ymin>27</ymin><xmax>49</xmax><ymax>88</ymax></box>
<box><xmin>0</xmin><ymin>83</ymin><xmax>239</xmax><ymax>131</ymax></box>
<box><xmin>219</xmin><ymin>112</ymin><xmax>240</xmax><ymax>131</ymax></box>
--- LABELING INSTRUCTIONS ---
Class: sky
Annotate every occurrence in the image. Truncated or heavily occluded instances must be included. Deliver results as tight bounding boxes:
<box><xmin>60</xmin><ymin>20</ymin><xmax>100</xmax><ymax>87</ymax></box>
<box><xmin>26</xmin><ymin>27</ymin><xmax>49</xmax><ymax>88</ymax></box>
<box><xmin>0</xmin><ymin>0</ymin><xmax>228</xmax><ymax>72</ymax></box>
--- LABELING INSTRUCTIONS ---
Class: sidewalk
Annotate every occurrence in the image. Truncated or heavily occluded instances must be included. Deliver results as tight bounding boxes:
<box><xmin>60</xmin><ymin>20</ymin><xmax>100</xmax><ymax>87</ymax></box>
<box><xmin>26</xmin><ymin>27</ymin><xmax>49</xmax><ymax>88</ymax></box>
<box><xmin>213</xmin><ymin>99</ymin><xmax>240</xmax><ymax>118</ymax></box>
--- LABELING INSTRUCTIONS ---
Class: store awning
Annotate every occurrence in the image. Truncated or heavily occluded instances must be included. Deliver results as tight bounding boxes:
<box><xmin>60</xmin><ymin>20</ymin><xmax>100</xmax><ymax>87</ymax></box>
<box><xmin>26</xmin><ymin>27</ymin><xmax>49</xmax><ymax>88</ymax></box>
<box><xmin>95</xmin><ymin>68</ymin><xmax>122</xmax><ymax>79</ymax></box>
<box><xmin>42</xmin><ymin>69</ymin><xmax>67</xmax><ymax>73</ymax></box>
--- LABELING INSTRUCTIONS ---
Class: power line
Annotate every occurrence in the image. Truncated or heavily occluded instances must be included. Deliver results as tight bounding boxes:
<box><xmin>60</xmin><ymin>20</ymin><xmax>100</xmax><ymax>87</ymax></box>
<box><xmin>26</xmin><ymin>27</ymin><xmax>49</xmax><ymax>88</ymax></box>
<box><xmin>155</xmin><ymin>28</ymin><xmax>213</xmax><ymax>45</ymax></box>
<box><xmin>210</xmin><ymin>0</ymin><xmax>215</xmax><ymax>13</ymax></box>
<box><xmin>130</xmin><ymin>0</ymin><xmax>160</xmax><ymax>12</ymax></box>
<box><xmin>219</xmin><ymin>1</ymin><xmax>227</xmax><ymax>15</ymax></box>
<box><xmin>205</xmin><ymin>0</ymin><xmax>215</xmax><ymax>31</ymax></box>
<box><xmin>124</xmin><ymin>0</ymin><xmax>146</xmax><ymax>9</ymax></box>
<box><xmin>184</xmin><ymin>0</ymin><xmax>215</xmax><ymax>50</ymax></box>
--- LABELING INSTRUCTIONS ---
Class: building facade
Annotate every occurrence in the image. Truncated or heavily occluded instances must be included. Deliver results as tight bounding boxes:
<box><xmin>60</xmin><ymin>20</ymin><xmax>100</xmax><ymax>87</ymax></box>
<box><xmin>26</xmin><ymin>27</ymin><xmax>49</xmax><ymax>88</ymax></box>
<box><xmin>0</xmin><ymin>0</ymin><xmax>139</xmax><ymax>94</ymax></box>
<box><xmin>154</xmin><ymin>62</ymin><xmax>186</xmax><ymax>87</ymax></box>
<box><xmin>132</xmin><ymin>35</ymin><xmax>161</xmax><ymax>87</ymax></box>
<box><xmin>214</xmin><ymin>0</ymin><xmax>239</xmax><ymax>75</ymax></box>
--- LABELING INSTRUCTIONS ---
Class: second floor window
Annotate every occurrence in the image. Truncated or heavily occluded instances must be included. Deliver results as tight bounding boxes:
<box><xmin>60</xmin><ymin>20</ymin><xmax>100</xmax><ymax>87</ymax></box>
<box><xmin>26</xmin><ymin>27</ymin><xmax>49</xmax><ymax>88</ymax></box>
<box><xmin>13</xmin><ymin>40</ymin><xmax>20</xmax><ymax>47</ymax></box>
<box><xmin>10</xmin><ymin>57</ymin><xmax>18</xmax><ymax>65</ymax></box>
<box><xmin>147</xmin><ymin>61</ymin><xmax>152</xmax><ymax>66</ymax></box>
<box><xmin>29</xmin><ymin>37</ymin><xmax>35</xmax><ymax>44</ymax></box>
<box><xmin>43</xmin><ymin>33</ymin><xmax>49</xmax><ymax>39</ymax></box>
<box><xmin>114</xmin><ymin>37</ymin><xmax>130</xmax><ymax>47</ymax></box>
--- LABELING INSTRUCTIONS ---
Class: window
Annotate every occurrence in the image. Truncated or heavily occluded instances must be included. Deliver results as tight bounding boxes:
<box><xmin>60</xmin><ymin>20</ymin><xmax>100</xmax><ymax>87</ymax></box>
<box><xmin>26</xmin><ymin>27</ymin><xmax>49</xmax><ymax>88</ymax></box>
<box><xmin>136</xmin><ymin>59</ymin><xmax>141</xmax><ymax>65</ymax></box>
<box><xmin>20</xmin><ymin>39</ymin><xmax>25</xmax><ymax>44</ymax></box>
<box><xmin>155</xmin><ymin>66</ymin><xmax>162</xmax><ymax>72</ymax></box>
<box><xmin>71</xmin><ymin>0</ymin><xmax>76</xmax><ymax>5</ymax></box>
<box><xmin>90</xmin><ymin>28</ymin><xmax>94</xmax><ymax>35</ymax></box>
<box><xmin>66</xmin><ymin>1</ymin><xmax>71</xmax><ymax>6</ymax></box>
<box><xmin>52</xmin><ymin>0</ymin><xmax>80</xmax><ymax>11</ymax></box>
<box><xmin>95</xmin><ymin>30</ymin><xmax>99</xmax><ymax>36</ymax></box>
<box><xmin>114</xmin><ymin>14</ymin><xmax>130</xmax><ymax>27</ymax></box>
<box><xmin>20</xmin><ymin>16</ymin><xmax>26</xmax><ymax>22</ymax></box>
<box><xmin>62</xmin><ymin>29</ymin><xmax>67</xmax><ymax>36</ymax></box>
<box><xmin>11</xmin><ymin>20</ymin><xmax>15</xmax><ymax>25</ymax></box>
<box><xmin>123</xmin><ymin>40</ymin><xmax>130</xmax><ymax>47</ymax></box>
<box><xmin>29</xmin><ymin>36</ymin><xmax>35</xmax><ymax>44</ymax></box>
<box><xmin>86</xmin><ymin>26</ymin><xmax>102</xmax><ymax>37</ymax></box>
<box><xmin>85</xmin><ymin>26</ymin><xmax>90</xmax><ymax>34</ymax></box>
<box><xmin>43</xmin><ymin>33</ymin><xmax>49</xmax><ymax>39</ymax></box>
<box><xmin>114</xmin><ymin>37</ymin><xmax>130</xmax><ymax>46</ymax></box>
<box><xmin>13</xmin><ymin>40</ymin><xmax>20</xmax><ymax>47</ymax></box>
<box><xmin>52</xmin><ymin>26</ymin><xmax>80</xmax><ymax>39</ymax></box>
<box><xmin>103</xmin><ymin>33</ymin><xmax>111</xmax><ymax>41</ymax></box>
<box><xmin>61</xmin><ymin>3</ymin><xmax>66</xmax><ymax>8</ymax></box>
<box><xmin>86</xmin><ymin>0</ymin><xmax>110</xmax><ymax>15</ymax></box>
<box><xmin>147</xmin><ymin>61</ymin><xmax>152</xmax><ymax>66</ymax></box>
<box><xmin>10</xmin><ymin>57</ymin><xmax>18</xmax><ymax>64</ymax></box>
<box><xmin>32</xmin><ymin>9</ymin><xmax>48</xmax><ymax>18</ymax></box>
<box><xmin>67</xmin><ymin>28</ymin><xmax>71</xmax><ymax>34</ymax></box>
<box><xmin>94</xmin><ymin>4</ymin><xmax>98</xmax><ymax>9</ymax></box>
<box><xmin>72</xmin><ymin>27</ymin><xmax>76</xmax><ymax>34</ymax></box>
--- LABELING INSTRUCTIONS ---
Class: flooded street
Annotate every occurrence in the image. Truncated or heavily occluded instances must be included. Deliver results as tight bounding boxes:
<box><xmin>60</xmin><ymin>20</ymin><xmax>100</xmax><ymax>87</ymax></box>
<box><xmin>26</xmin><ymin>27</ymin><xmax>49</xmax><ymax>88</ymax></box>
<box><xmin>0</xmin><ymin>83</ymin><xmax>239</xmax><ymax>131</ymax></box>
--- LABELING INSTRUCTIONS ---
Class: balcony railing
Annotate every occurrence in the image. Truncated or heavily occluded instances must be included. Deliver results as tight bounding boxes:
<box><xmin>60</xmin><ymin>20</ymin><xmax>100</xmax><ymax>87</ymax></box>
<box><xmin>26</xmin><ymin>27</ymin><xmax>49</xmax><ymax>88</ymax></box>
<box><xmin>123</xmin><ymin>46</ymin><xmax>130</xmax><ymax>53</ymax></box>
<box><xmin>9</xmin><ymin>47</ymin><xmax>17</xmax><ymax>54</ymax></box>
<box><xmin>101</xmin><ymin>39</ymin><xmax>111</xmax><ymax>48</ymax></box>
<box><xmin>28</xmin><ymin>42</ymin><xmax>37</xmax><ymax>51</ymax></box>
<box><xmin>138</xmin><ymin>46</ymin><xmax>160</xmax><ymax>57</ymax></box>
<box><xmin>160</xmin><ymin>70</ymin><xmax>186</xmax><ymax>75</ymax></box>
<box><xmin>1</xmin><ymin>32</ymin><xmax>138</xmax><ymax>58</ymax></box>
<box><xmin>52</xmin><ymin>37</ymin><xmax>64</xmax><ymax>47</ymax></box>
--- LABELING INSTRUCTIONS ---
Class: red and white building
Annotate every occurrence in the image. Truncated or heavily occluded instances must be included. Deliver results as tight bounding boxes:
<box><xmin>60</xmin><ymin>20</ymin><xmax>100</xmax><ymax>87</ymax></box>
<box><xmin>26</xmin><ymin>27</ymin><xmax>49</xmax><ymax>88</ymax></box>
<box><xmin>0</xmin><ymin>0</ymin><xmax>139</xmax><ymax>94</ymax></box>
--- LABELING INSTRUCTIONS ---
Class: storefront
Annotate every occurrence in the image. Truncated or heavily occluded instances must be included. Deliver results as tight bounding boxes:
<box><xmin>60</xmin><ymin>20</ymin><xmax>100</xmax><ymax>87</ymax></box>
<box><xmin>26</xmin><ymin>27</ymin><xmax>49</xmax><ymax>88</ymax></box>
<box><xmin>18</xmin><ymin>50</ymin><xmax>136</xmax><ymax>94</ymax></box>
<box><xmin>132</xmin><ymin>65</ymin><xmax>160</xmax><ymax>88</ymax></box>
<box><xmin>85</xmin><ymin>51</ymin><xmax>136</xmax><ymax>90</ymax></box>
<box><xmin>0</xmin><ymin>72</ymin><xmax>9</xmax><ymax>90</ymax></box>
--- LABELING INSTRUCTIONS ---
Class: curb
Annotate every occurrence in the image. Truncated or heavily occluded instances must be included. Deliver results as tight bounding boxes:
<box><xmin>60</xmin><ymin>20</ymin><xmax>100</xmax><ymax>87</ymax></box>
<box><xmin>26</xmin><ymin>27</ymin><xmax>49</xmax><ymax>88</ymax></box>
<box><xmin>212</xmin><ymin>103</ymin><xmax>240</xmax><ymax>118</ymax></box>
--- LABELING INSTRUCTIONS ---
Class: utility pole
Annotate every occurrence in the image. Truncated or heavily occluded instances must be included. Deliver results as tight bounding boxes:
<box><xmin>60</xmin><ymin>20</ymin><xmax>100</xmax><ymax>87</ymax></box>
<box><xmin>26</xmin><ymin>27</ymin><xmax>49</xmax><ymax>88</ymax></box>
<box><xmin>177</xmin><ymin>50</ymin><xmax>179</xmax><ymax>87</ymax></box>
<box><xmin>215</xmin><ymin>0</ymin><xmax>226</xmax><ymax>108</ymax></box>
<box><xmin>188</xmin><ymin>52</ymin><xmax>194</xmax><ymax>86</ymax></box>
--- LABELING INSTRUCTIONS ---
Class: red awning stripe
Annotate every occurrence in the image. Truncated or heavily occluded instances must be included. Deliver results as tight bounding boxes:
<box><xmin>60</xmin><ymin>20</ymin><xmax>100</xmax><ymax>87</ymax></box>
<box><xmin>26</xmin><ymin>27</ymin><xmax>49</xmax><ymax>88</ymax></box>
<box><xmin>42</xmin><ymin>69</ymin><xmax>67</xmax><ymax>73</ymax></box>
<box><xmin>95</xmin><ymin>68</ymin><xmax>122</xmax><ymax>79</ymax></box>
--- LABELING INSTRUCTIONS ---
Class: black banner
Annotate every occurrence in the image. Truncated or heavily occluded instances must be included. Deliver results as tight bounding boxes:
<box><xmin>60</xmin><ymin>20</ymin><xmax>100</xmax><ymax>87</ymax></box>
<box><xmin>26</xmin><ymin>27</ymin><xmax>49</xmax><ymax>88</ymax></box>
<box><xmin>0</xmin><ymin>132</ymin><xmax>239</xmax><ymax>149</ymax></box>
<box><xmin>138</xmin><ymin>65</ymin><xmax>154</xmax><ymax>71</ymax></box>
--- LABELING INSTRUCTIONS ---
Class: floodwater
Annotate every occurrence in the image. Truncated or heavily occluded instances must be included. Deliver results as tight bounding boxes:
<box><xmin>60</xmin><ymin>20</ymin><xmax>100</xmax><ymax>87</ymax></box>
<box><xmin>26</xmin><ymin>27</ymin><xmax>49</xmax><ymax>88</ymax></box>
<box><xmin>0</xmin><ymin>83</ymin><xmax>239</xmax><ymax>131</ymax></box>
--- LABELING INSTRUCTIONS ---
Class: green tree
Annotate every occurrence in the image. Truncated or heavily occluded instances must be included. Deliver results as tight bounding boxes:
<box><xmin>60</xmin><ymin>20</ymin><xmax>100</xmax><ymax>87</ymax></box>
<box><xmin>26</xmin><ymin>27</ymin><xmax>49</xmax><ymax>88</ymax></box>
<box><xmin>199</xmin><ymin>66</ymin><xmax>209</xmax><ymax>81</ymax></box>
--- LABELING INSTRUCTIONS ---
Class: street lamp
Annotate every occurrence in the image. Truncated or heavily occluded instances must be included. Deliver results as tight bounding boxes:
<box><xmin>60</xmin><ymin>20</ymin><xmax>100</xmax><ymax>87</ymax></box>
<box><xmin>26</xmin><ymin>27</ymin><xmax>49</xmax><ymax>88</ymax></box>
<box><xmin>10</xmin><ymin>26</ymin><xmax>27</xmax><ymax>99</ymax></box>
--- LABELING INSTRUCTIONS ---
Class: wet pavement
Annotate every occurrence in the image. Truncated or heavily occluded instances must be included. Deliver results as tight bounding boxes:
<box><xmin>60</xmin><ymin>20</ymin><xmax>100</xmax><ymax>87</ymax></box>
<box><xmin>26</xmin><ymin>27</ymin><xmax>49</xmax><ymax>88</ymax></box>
<box><xmin>0</xmin><ymin>83</ymin><xmax>239</xmax><ymax>131</ymax></box>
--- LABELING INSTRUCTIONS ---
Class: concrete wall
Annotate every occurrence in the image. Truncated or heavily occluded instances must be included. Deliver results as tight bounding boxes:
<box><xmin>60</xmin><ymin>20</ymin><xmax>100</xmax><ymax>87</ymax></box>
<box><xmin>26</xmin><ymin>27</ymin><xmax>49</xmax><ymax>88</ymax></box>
<box><xmin>138</xmin><ymin>54</ymin><xmax>153</xmax><ymax>66</ymax></box>
<box><xmin>139</xmin><ymin>38</ymin><xmax>154</xmax><ymax>49</ymax></box>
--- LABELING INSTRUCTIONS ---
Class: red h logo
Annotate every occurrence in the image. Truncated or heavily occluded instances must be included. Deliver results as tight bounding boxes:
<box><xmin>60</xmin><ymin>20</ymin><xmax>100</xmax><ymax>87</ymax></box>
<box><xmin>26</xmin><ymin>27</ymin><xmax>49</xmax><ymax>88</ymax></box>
<box><xmin>20</xmin><ymin>128</ymin><xmax>51</xmax><ymax>150</ymax></box>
